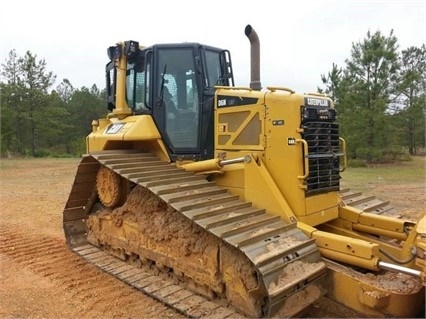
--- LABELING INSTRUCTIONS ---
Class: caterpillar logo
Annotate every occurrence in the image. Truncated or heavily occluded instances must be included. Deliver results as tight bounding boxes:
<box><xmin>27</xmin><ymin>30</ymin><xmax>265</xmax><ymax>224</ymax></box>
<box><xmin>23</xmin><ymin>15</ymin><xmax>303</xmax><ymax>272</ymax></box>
<box><xmin>106</xmin><ymin>123</ymin><xmax>125</xmax><ymax>134</ymax></box>
<box><xmin>305</xmin><ymin>98</ymin><xmax>329</xmax><ymax>107</ymax></box>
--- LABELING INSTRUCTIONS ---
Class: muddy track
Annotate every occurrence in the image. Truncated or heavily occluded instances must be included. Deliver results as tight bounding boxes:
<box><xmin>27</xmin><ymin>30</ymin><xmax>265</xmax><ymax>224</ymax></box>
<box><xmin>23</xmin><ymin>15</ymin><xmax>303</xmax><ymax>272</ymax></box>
<box><xmin>73</xmin><ymin>244</ymin><xmax>242</xmax><ymax>319</ymax></box>
<box><xmin>0</xmin><ymin>226</ymin><xmax>184</xmax><ymax>318</ymax></box>
<box><xmin>63</xmin><ymin>150</ymin><xmax>327</xmax><ymax>318</ymax></box>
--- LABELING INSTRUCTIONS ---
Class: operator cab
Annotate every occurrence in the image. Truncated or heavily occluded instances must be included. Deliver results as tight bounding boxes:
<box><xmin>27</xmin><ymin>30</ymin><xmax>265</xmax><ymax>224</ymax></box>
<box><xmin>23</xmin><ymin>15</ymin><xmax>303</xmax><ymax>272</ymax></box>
<box><xmin>106</xmin><ymin>41</ymin><xmax>234</xmax><ymax>161</ymax></box>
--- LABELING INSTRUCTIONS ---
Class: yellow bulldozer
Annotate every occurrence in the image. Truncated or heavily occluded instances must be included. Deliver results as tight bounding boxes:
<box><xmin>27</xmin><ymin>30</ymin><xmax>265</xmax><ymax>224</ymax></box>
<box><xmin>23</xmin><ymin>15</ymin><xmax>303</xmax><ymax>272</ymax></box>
<box><xmin>62</xmin><ymin>25</ymin><xmax>425</xmax><ymax>318</ymax></box>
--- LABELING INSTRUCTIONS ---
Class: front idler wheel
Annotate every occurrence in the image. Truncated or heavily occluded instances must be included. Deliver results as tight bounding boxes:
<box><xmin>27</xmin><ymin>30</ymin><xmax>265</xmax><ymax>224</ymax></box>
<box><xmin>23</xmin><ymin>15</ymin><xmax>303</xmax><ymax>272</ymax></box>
<box><xmin>96</xmin><ymin>165</ymin><xmax>127</xmax><ymax>208</ymax></box>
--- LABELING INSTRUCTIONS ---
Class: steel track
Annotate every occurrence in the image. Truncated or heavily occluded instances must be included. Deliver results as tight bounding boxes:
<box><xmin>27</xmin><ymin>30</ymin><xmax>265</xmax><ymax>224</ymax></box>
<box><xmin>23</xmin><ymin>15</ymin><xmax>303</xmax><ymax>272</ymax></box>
<box><xmin>63</xmin><ymin>150</ymin><xmax>327</xmax><ymax>318</ymax></box>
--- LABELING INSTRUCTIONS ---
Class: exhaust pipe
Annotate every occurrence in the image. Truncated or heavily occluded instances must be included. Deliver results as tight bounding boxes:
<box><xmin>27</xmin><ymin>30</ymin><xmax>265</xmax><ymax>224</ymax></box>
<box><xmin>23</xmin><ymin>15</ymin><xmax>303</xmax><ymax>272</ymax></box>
<box><xmin>244</xmin><ymin>24</ymin><xmax>262</xmax><ymax>90</ymax></box>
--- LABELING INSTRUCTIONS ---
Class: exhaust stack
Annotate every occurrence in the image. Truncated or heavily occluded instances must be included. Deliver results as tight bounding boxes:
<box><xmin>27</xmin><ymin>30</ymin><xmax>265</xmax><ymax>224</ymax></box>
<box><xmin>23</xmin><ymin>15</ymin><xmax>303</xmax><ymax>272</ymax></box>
<box><xmin>244</xmin><ymin>24</ymin><xmax>262</xmax><ymax>90</ymax></box>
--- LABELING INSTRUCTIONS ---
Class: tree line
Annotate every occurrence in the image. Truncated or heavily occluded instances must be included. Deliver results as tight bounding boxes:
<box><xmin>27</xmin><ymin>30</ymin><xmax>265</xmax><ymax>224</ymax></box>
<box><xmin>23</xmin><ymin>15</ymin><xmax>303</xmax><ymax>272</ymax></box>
<box><xmin>318</xmin><ymin>30</ymin><xmax>425</xmax><ymax>162</ymax></box>
<box><xmin>1</xmin><ymin>30</ymin><xmax>425</xmax><ymax>162</ymax></box>
<box><xmin>1</xmin><ymin>50</ymin><xmax>105</xmax><ymax>157</ymax></box>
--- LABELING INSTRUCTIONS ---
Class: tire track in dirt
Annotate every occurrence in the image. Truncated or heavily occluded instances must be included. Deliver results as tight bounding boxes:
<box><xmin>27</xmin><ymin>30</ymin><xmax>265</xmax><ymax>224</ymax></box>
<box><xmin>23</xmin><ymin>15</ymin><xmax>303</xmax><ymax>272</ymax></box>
<box><xmin>0</xmin><ymin>226</ymin><xmax>184</xmax><ymax>318</ymax></box>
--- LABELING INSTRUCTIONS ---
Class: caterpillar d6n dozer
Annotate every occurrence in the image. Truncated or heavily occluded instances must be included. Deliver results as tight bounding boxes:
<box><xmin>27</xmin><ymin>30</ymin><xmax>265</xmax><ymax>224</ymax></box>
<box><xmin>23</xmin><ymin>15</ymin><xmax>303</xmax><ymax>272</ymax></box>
<box><xmin>63</xmin><ymin>25</ymin><xmax>426</xmax><ymax>318</ymax></box>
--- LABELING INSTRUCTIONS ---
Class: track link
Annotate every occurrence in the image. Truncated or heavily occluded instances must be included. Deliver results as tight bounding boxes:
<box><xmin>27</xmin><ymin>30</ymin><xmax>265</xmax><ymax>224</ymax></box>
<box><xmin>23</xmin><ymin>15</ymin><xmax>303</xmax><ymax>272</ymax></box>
<box><xmin>73</xmin><ymin>244</ymin><xmax>239</xmax><ymax>318</ymax></box>
<box><xmin>63</xmin><ymin>150</ymin><xmax>327</xmax><ymax>317</ymax></box>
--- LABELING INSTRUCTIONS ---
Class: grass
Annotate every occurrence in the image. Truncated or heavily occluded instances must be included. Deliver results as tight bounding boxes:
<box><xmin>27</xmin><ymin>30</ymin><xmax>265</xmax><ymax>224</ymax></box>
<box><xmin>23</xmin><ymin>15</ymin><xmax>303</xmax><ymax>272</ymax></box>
<box><xmin>341</xmin><ymin>156</ymin><xmax>425</xmax><ymax>188</ymax></box>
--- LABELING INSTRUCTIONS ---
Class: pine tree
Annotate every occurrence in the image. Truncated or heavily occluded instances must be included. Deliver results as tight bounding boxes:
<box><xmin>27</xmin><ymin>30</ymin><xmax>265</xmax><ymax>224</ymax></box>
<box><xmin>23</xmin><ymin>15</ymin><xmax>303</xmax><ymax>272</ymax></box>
<box><xmin>340</xmin><ymin>29</ymin><xmax>400</xmax><ymax>162</ymax></box>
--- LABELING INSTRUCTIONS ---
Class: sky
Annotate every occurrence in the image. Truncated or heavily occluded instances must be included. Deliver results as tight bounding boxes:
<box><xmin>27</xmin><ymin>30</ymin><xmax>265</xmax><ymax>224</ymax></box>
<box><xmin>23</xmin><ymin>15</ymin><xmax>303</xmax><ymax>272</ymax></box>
<box><xmin>1</xmin><ymin>0</ymin><xmax>425</xmax><ymax>94</ymax></box>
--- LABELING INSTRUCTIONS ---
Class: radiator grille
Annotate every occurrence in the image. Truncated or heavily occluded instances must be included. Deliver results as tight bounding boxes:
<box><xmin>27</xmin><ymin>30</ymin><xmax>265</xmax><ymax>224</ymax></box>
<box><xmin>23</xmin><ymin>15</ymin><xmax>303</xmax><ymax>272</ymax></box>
<box><xmin>302</xmin><ymin>122</ymin><xmax>341</xmax><ymax>195</ymax></box>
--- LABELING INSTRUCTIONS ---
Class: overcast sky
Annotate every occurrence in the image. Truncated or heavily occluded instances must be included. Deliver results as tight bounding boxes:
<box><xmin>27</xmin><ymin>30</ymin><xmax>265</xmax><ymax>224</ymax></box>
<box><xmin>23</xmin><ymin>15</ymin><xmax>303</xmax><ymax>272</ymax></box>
<box><xmin>1</xmin><ymin>0</ymin><xmax>425</xmax><ymax>94</ymax></box>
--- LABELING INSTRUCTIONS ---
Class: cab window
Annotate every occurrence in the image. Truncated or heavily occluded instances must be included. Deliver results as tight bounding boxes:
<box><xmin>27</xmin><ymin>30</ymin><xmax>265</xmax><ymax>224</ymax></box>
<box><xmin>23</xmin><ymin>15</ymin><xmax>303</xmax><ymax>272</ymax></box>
<box><xmin>157</xmin><ymin>48</ymin><xmax>200</xmax><ymax>150</ymax></box>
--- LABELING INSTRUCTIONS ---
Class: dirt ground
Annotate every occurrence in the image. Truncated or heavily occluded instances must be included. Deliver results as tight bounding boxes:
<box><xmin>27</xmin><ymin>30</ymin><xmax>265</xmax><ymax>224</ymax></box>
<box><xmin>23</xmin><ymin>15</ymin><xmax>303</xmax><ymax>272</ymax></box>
<box><xmin>0</xmin><ymin>157</ymin><xmax>424</xmax><ymax>318</ymax></box>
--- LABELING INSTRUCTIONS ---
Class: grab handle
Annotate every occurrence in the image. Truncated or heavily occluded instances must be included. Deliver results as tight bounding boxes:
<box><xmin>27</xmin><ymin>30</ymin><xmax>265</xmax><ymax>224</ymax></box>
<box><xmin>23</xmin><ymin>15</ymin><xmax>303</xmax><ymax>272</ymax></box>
<box><xmin>339</xmin><ymin>137</ymin><xmax>347</xmax><ymax>172</ymax></box>
<box><xmin>296</xmin><ymin>139</ymin><xmax>309</xmax><ymax>179</ymax></box>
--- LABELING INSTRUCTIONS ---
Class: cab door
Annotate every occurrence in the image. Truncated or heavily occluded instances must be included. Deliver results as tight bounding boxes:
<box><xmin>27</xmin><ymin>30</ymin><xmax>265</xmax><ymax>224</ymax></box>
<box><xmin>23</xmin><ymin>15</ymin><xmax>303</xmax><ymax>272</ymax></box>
<box><xmin>151</xmin><ymin>46</ymin><xmax>201</xmax><ymax>157</ymax></box>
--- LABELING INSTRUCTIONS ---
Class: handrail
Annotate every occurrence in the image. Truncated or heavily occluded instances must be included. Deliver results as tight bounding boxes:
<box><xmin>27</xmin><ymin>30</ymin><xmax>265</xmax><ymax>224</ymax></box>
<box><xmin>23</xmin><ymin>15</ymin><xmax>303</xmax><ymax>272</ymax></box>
<box><xmin>339</xmin><ymin>137</ymin><xmax>347</xmax><ymax>172</ymax></box>
<box><xmin>296</xmin><ymin>139</ymin><xmax>309</xmax><ymax>179</ymax></box>
<box><xmin>267</xmin><ymin>86</ymin><xmax>295</xmax><ymax>94</ymax></box>
<box><xmin>214</xmin><ymin>86</ymin><xmax>253</xmax><ymax>91</ymax></box>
